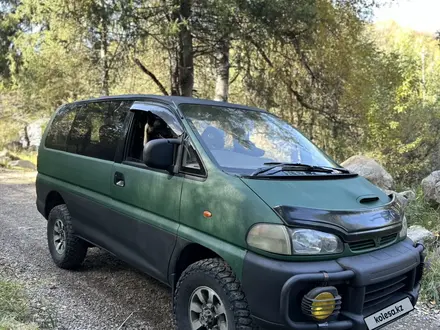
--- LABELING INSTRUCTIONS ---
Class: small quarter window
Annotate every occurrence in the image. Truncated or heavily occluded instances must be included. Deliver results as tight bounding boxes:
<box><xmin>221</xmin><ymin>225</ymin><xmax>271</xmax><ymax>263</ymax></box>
<box><xmin>181</xmin><ymin>140</ymin><xmax>206</xmax><ymax>176</ymax></box>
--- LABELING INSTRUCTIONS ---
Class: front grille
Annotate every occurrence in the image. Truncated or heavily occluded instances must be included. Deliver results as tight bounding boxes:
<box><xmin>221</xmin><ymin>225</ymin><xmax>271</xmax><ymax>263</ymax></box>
<box><xmin>363</xmin><ymin>274</ymin><xmax>408</xmax><ymax>310</ymax></box>
<box><xmin>348</xmin><ymin>233</ymin><xmax>398</xmax><ymax>252</ymax></box>
<box><xmin>349</xmin><ymin>239</ymin><xmax>375</xmax><ymax>251</ymax></box>
<box><xmin>380</xmin><ymin>233</ymin><xmax>397</xmax><ymax>245</ymax></box>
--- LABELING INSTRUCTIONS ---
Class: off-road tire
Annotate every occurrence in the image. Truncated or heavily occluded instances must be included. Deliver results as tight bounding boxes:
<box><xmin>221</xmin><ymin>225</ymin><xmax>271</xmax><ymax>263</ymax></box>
<box><xmin>174</xmin><ymin>258</ymin><xmax>258</xmax><ymax>330</ymax></box>
<box><xmin>47</xmin><ymin>204</ymin><xmax>88</xmax><ymax>269</ymax></box>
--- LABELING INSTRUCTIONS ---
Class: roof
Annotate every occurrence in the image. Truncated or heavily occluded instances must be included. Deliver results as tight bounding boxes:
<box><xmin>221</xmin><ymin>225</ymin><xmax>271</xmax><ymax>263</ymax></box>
<box><xmin>70</xmin><ymin>94</ymin><xmax>265</xmax><ymax>112</ymax></box>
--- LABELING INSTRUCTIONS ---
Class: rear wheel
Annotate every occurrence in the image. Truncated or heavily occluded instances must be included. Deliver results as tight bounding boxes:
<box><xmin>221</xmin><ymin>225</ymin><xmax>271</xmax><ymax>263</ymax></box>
<box><xmin>47</xmin><ymin>204</ymin><xmax>88</xmax><ymax>269</ymax></box>
<box><xmin>174</xmin><ymin>258</ymin><xmax>257</xmax><ymax>330</ymax></box>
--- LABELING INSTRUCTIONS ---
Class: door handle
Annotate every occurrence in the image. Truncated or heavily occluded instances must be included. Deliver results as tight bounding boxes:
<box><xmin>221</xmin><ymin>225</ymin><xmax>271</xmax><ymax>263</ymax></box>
<box><xmin>114</xmin><ymin>172</ymin><xmax>125</xmax><ymax>187</ymax></box>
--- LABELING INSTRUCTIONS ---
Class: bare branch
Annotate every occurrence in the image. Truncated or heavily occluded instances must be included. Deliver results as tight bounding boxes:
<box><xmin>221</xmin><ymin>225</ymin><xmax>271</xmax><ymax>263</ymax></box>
<box><xmin>250</xmin><ymin>41</ymin><xmax>333</xmax><ymax>119</ymax></box>
<box><xmin>133</xmin><ymin>58</ymin><xmax>169</xmax><ymax>96</ymax></box>
<box><xmin>290</xmin><ymin>35</ymin><xmax>317</xmax><ymax>83</ymax></box>
<box><xmin>229</xmin><ymin>69</ymin><xmax>241</xmax><ymax>85</ymax></box>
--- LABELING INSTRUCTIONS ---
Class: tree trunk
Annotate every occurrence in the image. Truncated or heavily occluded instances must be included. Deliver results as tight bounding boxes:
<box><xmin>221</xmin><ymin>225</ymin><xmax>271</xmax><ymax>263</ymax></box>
<box><xmin>169</xmin><ymin>49</ymin><xmax>180</xmax><ymax>95</ymax></box>
<box><xmin>214</xmin><ymin>38</ymin><xmax>230</xmax><ymax>102</ymax></box>
<box><xmin>309</xmin><ymin>112</ymin><xmax>316</xmax><ymax>141</ymax></box>
<box><xmin>178</xmin><ymin>0</ymin><xmax>193</xmax><ymax>97</ymax></box>
<box><xmin>22</xmin><ymin>124</ymin><xmax>30</xmax><ymax>149</ymax></box>
<box><xmin>100</xmin><ymin>11</ymin><xmax>110</xmax><ymax>96</ymax></box>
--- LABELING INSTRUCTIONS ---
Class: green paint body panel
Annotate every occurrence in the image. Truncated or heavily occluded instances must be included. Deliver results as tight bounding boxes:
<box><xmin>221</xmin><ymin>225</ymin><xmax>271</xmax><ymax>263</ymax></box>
<box><xmin>110</xmin><ymin>163</ymin><xmax>182</xmax><ymax>234</ymax></box>
<box><xmin>177</xmin><ymin>225</ymin><xmax>247</xmax><ymax>279</ymax></box>
<box><xmin>178</xmin><ymin>171</ymin><xmax>282</xmax><ymax>278</ymax></box>
<box><xmin>37</xmin><ymin>172</ymin><xmax>112</xmax><ymax>209</ymax></box>
<box><xmin>242</xmin><ymin>175</ymin><xmax>390</xmax><ymax>211</ymax></box>
<box><xmin>38</xmin><ymin>148</ymin><xmax>113</xmax><ymax>198</ymax></box>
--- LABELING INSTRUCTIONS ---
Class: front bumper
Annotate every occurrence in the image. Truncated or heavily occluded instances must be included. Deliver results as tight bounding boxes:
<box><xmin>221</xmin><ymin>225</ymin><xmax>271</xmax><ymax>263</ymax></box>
<box><xmin>242</xmin><ymin>239</ymin><xmax>425</xmax><ymax>330</ymax></box>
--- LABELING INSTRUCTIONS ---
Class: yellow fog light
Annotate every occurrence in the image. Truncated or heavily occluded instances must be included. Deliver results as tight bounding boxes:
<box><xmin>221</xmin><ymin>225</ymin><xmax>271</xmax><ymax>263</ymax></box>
<box><xmin>311</xmin><ymin>292</ymin><xmax>335</xmax><ymax>320</ymax></box>
<box><xmin>301</xmin><ymin>287</ymin><xmax>341</xmax><ymax>321</ymax></box>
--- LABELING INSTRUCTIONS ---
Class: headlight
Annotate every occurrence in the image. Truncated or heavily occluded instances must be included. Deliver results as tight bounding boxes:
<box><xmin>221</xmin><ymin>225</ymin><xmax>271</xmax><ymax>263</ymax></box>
<box><xmin>247</xmin><ymin>224</ymin><xmax>292</xmax><ymax>255</ymax></box>
<box><xmin>290</xmin><ymin>229</ymin><xmax>343</xmax><ymax>255</ymax></box>
<box><xmin>399</xmin><ymin>215</ymin><xmax>408</xmax><ymax>239</ymax></box>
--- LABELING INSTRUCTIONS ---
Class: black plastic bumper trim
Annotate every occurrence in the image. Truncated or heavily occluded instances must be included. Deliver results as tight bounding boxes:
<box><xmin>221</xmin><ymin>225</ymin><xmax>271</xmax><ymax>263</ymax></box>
<box><xmin>243</xmin><ymin>239</ymin><xmax>425</xmax><ymax>330</ymax></box>
<box><xmin>280</xmin><ymin>270</ymin><xmax>355</xmax><ymax>330</ymax></box>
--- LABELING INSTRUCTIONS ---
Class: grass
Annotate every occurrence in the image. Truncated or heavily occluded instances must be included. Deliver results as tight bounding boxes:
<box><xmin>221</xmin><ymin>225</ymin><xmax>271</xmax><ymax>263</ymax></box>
<box><xmin>405</xmin><ymin>188</ymin><xmax>440</xmax><ymax>305</ymax></box>
<box><xmin>0</xmin><ymin>280</ymin><xmax>38</xmax><ymax>330</ymax></box>
<box><xmin>11</xmin><ymin>152</ymin><xmax>38</xmax><ymax>166</ymax></box>
<box><xmin>0</xmin><ymin>150</ymin><xmax>37</xmax><ymax>170</ymax></box>
<box><xmin>0</xmin><ymin>277</ymin><xmax>55</xmax><ymax>330</ymax></box>
<box><xmin>405</xmin><ymin>188</ymin><xmax>440</xmax><ymax>232</ymax></box>
<box><xmin>421</xmin><ymin>253</ymin><xmax>440</xmax><ymax>305</ymax></box>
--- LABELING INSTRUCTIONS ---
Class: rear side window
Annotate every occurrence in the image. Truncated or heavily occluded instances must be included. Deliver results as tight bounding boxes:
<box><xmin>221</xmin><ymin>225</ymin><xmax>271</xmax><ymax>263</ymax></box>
<box><xmin>66</xmin><ymin>101</ymin><xmax>130</xmax><ymax>161</ymax></box>
<box><xmin>45</xmin><ymin>105</ymin><xmax>77</xmax><ymax>151</ymax></box>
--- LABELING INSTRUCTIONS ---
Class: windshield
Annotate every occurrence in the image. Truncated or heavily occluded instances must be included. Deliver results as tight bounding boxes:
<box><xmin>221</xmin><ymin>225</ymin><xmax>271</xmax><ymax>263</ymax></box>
<box><xmin>180</xmin><ymin>104</ymin><xmax>339</xmax><ymax>175</ymax></box>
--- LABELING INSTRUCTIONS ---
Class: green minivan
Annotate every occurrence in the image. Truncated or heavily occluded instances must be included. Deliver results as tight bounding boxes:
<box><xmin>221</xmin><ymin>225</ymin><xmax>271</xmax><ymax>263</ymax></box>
<box><xmin>36</xmin><ymin>95</ymin><xmax>425</xmax><ymax>330</ymax></box>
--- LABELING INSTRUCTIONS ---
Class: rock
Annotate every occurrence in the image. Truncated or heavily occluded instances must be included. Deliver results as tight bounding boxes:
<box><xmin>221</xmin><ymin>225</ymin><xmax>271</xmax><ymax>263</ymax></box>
<box><xmin>341</xmin><ymin>155</ymin><xmax>394</xmax><ymax>190</ymax></box>
<box><xmin>0</xmin><ymin>149</ymin><xmax>19</xmax><ymax>161</ymax></box>
<box><xmin>19</xmin><ymin>118</ymin><xmax>49</xmax><ymax>149</ymax></box>
<box><xmin>5</xmin><ymin>141</ymin><xmax>23</xmax><ymax>152</ymax></box>
<box><xmin>8</xmin><ymin>159</ymin><xmax>36</xmax><ymax>170</ymax></box>
<box><xmin>407</xmin><ymin>225</ymin><xmax>435</xmax><ymax>244</ymax></box>
<box><xmin>421</xmin><ymin>171</ymin><xmax>440</xmax><ymax>204</ymax></box>
<box><xmin>0</xmin><ymin>156</ymin><xmax>11</xmax><ymax>164</ymax></box>
<box><xmin>385</xmin><ymin>189</ymin><xmax>416</xmax><ymax>208</ymax></box>
<box><xmin>399</xmin><ymin>190</ymin><xmax>416</xmax><ymax>202</ymax></box>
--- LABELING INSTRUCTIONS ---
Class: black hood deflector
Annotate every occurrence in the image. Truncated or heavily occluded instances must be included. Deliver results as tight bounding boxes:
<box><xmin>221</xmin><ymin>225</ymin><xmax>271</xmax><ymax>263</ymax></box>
<box><xmin>273</xmin><ymin>194</ymin><xmax>403</xmax><ymax>242</ymax></box>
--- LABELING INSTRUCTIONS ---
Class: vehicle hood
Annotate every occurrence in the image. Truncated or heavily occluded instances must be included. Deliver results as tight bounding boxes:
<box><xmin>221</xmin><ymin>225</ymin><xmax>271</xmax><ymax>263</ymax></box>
<box><xmin>241</xmin><ymin>176</ymin><xmax>402</xmax><ymax>237</ymax></box>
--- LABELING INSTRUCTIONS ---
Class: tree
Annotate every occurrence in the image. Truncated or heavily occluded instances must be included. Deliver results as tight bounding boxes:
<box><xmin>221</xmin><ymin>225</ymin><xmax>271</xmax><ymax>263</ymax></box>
<box><xmin>0</xmin><ymin>0</ymin><xmax>21</xmax><ymax>80</ymax></box>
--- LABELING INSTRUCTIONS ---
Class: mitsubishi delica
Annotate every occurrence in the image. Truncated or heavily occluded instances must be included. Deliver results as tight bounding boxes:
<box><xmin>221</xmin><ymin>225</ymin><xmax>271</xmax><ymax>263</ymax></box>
<box><xmin>36</xmin><ymin>95</ymin><xmax>425</xmax><ymax>330</ymax></box>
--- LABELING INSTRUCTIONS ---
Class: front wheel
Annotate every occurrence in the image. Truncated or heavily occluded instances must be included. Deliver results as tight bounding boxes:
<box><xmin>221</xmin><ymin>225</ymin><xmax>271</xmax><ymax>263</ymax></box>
<box><xmin>174</xmin><ymin>258</ymin><xmax>257</xmax><ymax>330</ymax></box>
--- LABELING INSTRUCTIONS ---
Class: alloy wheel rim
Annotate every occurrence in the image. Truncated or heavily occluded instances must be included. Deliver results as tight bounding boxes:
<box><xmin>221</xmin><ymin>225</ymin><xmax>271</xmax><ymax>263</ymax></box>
<box><xmin>189</xmin><ymin>286</ymin><xmax>228</xmax><ymax>330</ymax></box>
<box><xmin>53</xmin><ymin>219</ymin><xmax>66</xmax><ymax>254</ymax></box>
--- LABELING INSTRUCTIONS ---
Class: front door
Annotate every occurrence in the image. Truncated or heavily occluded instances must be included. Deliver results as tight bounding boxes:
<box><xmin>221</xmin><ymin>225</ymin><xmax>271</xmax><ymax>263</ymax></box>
<box><xmin>109</xmin><ymin>102</ymin><xmax>184</xmax><ymax>283</ymax></box>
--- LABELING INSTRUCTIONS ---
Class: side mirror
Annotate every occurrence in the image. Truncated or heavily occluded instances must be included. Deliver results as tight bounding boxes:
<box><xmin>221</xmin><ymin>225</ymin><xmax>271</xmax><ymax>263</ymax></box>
<box><xmin>143</xmin><ymin>138</ymin><xmax>180</xmax><ymax>171</ymax></box>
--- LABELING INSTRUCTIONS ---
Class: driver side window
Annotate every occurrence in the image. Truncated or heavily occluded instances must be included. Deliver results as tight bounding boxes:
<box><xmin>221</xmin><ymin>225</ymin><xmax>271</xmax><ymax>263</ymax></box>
<box><xmin>125</xmin><ymin>109</ymin><xmax>179</xmax><ymax>163</ymax></box>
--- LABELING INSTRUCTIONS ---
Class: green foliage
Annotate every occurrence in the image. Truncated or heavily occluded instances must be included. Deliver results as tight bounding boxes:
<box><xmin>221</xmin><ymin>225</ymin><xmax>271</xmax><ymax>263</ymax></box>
<box><xmin>405</xmin><ymin>189</ymin><xmax>440</xmax><ymax>233</ymax></box>
<box><xmin>365</xmin><ymin>22</ymin><xmax>440</xmax><ymax>184</ymax></box>
<box><xmin>0</xmin><ymin>0</ymin><xmax>440</xmax><ymax>188</ymax></box>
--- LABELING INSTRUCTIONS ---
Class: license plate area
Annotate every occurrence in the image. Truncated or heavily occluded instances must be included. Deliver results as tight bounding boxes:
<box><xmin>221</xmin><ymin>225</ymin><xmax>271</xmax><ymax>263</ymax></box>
<box><xmin>364</xmin><ymin>297</ymin><xmax>413</xmax><ymax>330</ymax></box>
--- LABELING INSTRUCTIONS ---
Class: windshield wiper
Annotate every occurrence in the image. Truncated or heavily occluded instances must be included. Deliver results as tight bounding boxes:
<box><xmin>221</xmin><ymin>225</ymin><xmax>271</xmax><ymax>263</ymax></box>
<box><xmin>264</xmin><ymin>162</ymin><xmax>350</xmax><ymax>173</ymax></box>
<box><xmin>250</xmin><ymin>162</ymin><xmax>349</xmax><ymax>177</ymax></box>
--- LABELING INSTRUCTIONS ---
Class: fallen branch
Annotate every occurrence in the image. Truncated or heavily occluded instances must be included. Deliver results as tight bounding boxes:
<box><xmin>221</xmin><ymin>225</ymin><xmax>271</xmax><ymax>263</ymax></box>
<box><xmin>133</xmin><ymin>58</ymin><xmax>169</xmax><ymax>96</ymax></box>
<box><xmin>117</xmin><ymin>311</ymin><xmax>134</xmax><ymax>330</ymax></box>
